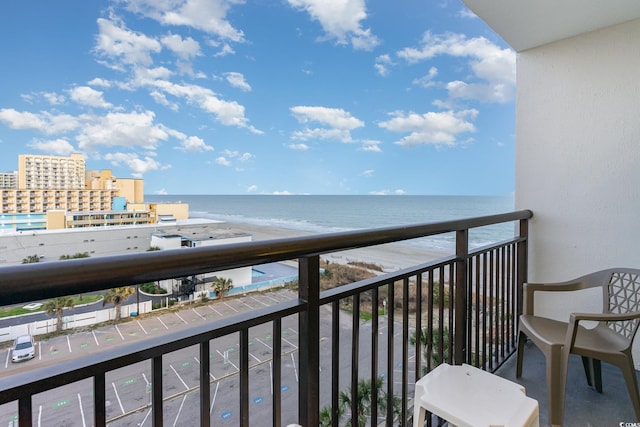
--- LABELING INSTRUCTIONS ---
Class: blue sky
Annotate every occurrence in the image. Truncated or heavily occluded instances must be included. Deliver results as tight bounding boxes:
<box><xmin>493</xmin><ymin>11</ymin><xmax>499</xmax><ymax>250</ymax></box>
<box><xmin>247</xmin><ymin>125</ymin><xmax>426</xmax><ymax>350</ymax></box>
<box><xmin>0</xmin><ymin>0</ymin><xmax>515</xmax><ymax>196</ymax></box>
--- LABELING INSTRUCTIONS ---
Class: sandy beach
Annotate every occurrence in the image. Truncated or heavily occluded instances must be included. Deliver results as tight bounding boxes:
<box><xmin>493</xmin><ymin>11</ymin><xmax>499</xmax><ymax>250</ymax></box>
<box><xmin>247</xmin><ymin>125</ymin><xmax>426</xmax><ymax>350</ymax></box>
<box><xmin>222</xmin><ymin>221</ymin><xmax>448</xmax><ymax>272</ymax></box>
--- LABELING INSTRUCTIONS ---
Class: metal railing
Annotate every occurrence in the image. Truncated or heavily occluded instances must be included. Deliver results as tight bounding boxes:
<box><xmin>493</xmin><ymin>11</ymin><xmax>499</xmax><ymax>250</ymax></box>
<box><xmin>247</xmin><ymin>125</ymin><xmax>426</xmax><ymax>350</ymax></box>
<box><xmin>0</xmin><ymin>210</ymin><xmax>532</xmax><ymax>426</ymax></box>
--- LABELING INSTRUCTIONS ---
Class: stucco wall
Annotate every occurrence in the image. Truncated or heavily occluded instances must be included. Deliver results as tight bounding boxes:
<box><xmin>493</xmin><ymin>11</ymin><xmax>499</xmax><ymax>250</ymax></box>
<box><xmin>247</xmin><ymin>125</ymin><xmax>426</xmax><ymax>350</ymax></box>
<box><xmin>515</xmin><ymin>18</ymin><xmax>640</xmax><ymax>283</ymax></box>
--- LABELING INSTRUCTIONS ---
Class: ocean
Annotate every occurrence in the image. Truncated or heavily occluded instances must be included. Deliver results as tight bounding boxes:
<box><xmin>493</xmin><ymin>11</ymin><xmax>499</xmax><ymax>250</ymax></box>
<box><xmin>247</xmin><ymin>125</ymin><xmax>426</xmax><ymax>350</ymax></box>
<box><xmin>144</xmin><ymin>195</ymin><xmax>515</xmax><ymax>252</ymax></box>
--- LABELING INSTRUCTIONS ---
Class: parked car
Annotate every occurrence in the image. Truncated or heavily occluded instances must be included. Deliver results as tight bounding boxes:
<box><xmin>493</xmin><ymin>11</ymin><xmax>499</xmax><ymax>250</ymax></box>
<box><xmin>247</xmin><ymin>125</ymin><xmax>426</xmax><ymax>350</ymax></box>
<box><xmin>12</xmin><ymin>335</ymin><xmax>35</xmax><ymax>363</ymax></box>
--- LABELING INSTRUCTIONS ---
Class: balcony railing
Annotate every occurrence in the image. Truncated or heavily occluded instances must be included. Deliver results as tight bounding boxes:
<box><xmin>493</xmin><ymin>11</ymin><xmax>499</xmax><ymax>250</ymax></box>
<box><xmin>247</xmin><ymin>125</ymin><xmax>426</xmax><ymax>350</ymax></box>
<box><xmin>0</xmin><ymin>210</ymin><xmax>532</xmax><ymax>426</ymax></box>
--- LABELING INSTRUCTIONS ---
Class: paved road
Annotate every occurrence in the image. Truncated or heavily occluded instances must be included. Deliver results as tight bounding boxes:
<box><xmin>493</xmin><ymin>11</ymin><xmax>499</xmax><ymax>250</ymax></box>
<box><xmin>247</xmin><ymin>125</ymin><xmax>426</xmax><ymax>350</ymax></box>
<box><xmin>0</xmin><ymin>289</ymin><xmax>416</xmax><ymax>426</ymax></box>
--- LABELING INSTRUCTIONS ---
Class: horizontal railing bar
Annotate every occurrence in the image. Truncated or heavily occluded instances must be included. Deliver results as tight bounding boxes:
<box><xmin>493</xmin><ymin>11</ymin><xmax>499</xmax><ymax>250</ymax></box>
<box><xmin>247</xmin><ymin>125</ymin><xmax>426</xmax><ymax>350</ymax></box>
<box><xmin>0</xmin><ymin>299</ymin><xmax>303</xmax><ymax>403</ymax></box>
<box><xmin>0</xmin><ymin>210</ymin><xmax>532</xmax><ymax>305</ymax></box>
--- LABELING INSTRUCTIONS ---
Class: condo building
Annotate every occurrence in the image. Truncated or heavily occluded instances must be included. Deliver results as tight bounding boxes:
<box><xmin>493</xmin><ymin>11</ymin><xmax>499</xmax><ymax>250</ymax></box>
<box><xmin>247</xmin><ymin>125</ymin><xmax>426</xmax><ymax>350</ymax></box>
<box><xmin>0</xmin><ymin>153</ymin><xmax>187</xmax><ymax>231</ymax></box>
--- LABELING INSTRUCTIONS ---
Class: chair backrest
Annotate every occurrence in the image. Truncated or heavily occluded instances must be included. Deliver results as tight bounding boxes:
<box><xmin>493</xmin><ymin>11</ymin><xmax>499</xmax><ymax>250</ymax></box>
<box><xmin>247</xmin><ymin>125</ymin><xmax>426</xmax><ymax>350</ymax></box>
<box><xmin>605</xmin><ymin>270</ymin><xmax>640</xmax><ymax>339</ymax></box>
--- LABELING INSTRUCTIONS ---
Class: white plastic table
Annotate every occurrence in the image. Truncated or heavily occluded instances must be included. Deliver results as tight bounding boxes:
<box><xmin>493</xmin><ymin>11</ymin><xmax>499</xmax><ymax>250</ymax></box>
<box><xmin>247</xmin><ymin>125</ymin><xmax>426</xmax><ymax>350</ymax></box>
<box><xmin>413</xmin><ymin>363</ymin><xmax>539</xmax><ymax>427</ymax></box>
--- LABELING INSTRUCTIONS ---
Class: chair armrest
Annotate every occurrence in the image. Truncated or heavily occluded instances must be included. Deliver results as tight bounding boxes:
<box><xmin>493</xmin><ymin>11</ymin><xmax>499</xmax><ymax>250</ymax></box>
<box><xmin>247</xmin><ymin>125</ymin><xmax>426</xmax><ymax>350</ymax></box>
<box><xmin>564</xmin><ymin>311</ymin><xmax>640</xmax><ymax>351</ymax></box>
<box><xmin>523</xmin><ymin>280</ymin><xmax>588</xmax><ymax>315</ymax></box>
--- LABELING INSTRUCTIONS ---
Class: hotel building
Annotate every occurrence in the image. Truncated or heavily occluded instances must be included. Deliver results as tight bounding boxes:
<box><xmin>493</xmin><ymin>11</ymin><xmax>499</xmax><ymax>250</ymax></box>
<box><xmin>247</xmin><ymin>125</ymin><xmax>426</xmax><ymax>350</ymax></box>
<box><xmin>0</xmin><ymin>153</ymin><xmax>187</xmax><ymax>231</ymax></box>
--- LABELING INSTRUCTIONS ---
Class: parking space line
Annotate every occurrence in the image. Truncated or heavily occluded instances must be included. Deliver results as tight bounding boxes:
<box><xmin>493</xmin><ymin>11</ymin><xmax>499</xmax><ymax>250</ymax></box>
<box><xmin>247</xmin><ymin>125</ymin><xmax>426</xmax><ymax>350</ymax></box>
<box><xmin>77</xmin><ymin>393</ymin><xmax>87</xmax><ymax>427</ymax></box>
<box><xmin>114</xmin><ymin>325</ymin><xmax>125</xmax><ymax>340</ymax></box>
<box><xmin>112</xmin><ymin>382</ymin><xmax>125</xmax><ymax>415</ymax></box>
<box><xmin>4</xmin><ymin>348</ymin><xmax>9</xmax><ymax>368</ymax></box>
<box><xmin>158</xmin><ymin>317</ymin><xmax>169</xmax><ymax>329</ymax></box>
<box><xmin>216</xmin><ymin>349</ymin><xmax>239</xmax><ymax>371</ymax></box>
<box><xmin>67</xmin><ymin>336</ymin><xmax>72</xmax><ymax>353</ymax></box>
<box><xmin>193</xmin><ymin>356</ymin><xmax>216</xmax><ymax>380</ymax></box>
<box><xmin>255</xmin><ymin>337</ymin><xmax>272</xmax><ymax>350</ymax></box>
<box><xmin>241</xmin><ymin>301</ymin><xmax>254</xmax><ymax>310</ymax></box>
<box><xmin>282</xmin><ymin>337</ymin><xmax>297</xmax><ymax>349</ymax></box>
<box><xmin>170</xmin><ymin>364</ymin><xmax>190</xmax><ymax>390</ymax></box>
<box><xmin>38</xmin><ymin>405</ymin><xmax>42</xmax><ymax>426</ymax></box>
<box><xmin>92</xmin><ymin>331</ymin><xmax>99</xmax><ymax>346</ymax></box>
<box><xmin>249</xmin><ymin>352</ymin><xmax>261</xmax><ymax>363</ymax></box>
<box><xmin>269</xmin><ymin>362</ymin><xmax>273</xmax><ymax>394</ymax></box>
<box><xmin>175</xmin><ymin>313</ymin><xmax>189</xmax><ymax>325</ymax></box>
<box><xmin>223</xmin><ymin>302</ymin><xmax>239</xmax><ymax>312</ymax></box>
<box><xmin>287</xmin><ymin>327</ymin><xmax>298</xmax><ymax>334</ymax></box>
<box><xmin>172</xmin><ymin>395</ymin><xmax>187</xmax><ymax>427</ymax></box>
<box><xmin>38</xmin><ymin>342</ymin><xmax>42</xmax><ymax>360</ymax></box>
<box><xmin>210</xmin><ymin>382</ymin><xmax>220</xmax><ymax>414</ymax></box>
<box><xmin>249</xmin><ymin>295</ymin><xmax>270</xmax><ymax>307</ymax></box>
<box><xmin>262</xmin><ymin>294</ymin><xmax>281</xmax><ymax>303</ymax></box>
<box><xmin>192</xmin><ymin>308</ymin><xmax>206</xmax><ymax>321</ymax></box>
<box><xmin>137</xmin><ymin>320</ymin><xmax>148</xmax><ymax>335</ymax></box>
<box><xmin>140</xmin><ymin>408</ymin><xmax>152</xmax><ymax>426</ymax></box>
<box><xmin>208</xmin><ymin>305</ymin><xmax>223</xmax><ymax>316</ymax></box>
<box><xmin>291</xmin><ymin>353</ymin><xmax>299</xmax><ymax>382</ymax></box>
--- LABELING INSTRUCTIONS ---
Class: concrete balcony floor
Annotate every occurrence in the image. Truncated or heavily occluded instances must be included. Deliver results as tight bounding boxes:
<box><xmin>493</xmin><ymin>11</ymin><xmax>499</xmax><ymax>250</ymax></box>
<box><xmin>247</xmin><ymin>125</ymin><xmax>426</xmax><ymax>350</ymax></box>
<box><xmin>495</xmin><ymin>341</ymin><xmax>639</xmax><ymax>426</ymax></box>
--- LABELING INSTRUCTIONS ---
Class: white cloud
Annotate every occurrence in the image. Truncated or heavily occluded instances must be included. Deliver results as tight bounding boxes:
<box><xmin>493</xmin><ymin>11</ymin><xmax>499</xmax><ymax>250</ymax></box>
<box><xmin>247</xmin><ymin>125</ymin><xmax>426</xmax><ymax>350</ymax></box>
<box><xmin>374</xmin><ymin>54</ymin><xmax>394</xmax><ymax>77</ymax></box>
<box><xmin>246</xmin><ymin>185</ymin><xmax>258</xmax><ymax>192</ymax></box>
<box><xmin>397</xmin><ymin>32</ymin><xmax>515</xmax><ymax>103</ymax></box>
<box><xmin>379</xmin><ymin>109</ymin><xmax>478</xmax><ymax>147</ymax></box>
<box><xmin>42</xmin><ymin>92</ymin><xmax>65</xmax><ymax>105</ymax></box>
<box><xmin>178</xmin><ymin>135</ymin><xmax>213</xmax><ymax>152</ymax></box>
<box><xmin>370</xmin><ymin>189</ymin><xmax>406</xmax><ymax>195</ymax></box>
<box><xmin>88</xmin><ymin>78</ymin><xmax>112</xmax><ymax>88</ymax></box>
<box><xmin>150</xmin><ymin>80</ymin><xmax>261</xmax><ymax>133</ymax></box>
<box><xmin>360</xmin><ymin>140</ymin><xmax>382</xmax><ymax>152</ymax></box>
<box><xmin>290</xmin><ymin>106</ymin><xmax>364</xmax><ymax>142</ymax></box>
<box><xmin>362</xmin><ymin>169</ymin><xmax>374</xmax><ymax>177</ymax></box>
<box><xmin>287</xmin><ymin>0</ymin><xmax>379</xmax><ymax>50</ymax></box>
<box><xmin>104</xmin><ymin>152</ymin><xmax>169</xmax><ymax>177</ymax></box>
<box><xmin>28</xmin><ymin>138</ymin><xmax>76</xmax><ymax>156</ymax></box>
<box><xmin>288</xmin><ymin>143</ymin><xmax>309</xmax><ymax>150</ymax></box>
<box><xmin>224</xmin><ymin>72</ymin><xmax>251</xmax><ymax>92</ymax></box>
<box><xmin>95</xmin><ymin>16</ymin><xmax>162</xmax><ymax>69</ymax></box>
<box><xmin>76</xmin><ymin>110</ymin><xmax>169</xmax><ymax>151</ymax></box>
<box><xmin>161</xmin><ymin>33</ymin><xmax>201</xmax><ymax>60</ymax></box>
<box><xmin>69</xmin><ymin>86</ymin><xmax>113</xmax><ymax>108</ymax></box>
<box><xmin>458</xmin><ymin>8</ymin><xmax>477</xmax><ymax>19</ymax></box>
<box><xmin>155</xmin><ymin>188</ymin><xmax>168</xmax><ymax>195</ymax></box>
<box><xmin>412</xmin><ymin>67</ymin><xmax>438</xmax><ymax>88</ymax></box>
<box><xmin>0</xmin><ymin>109</ymin><xmax>80</xmax><ymax>135</ymax></box>
<box><xmin>123</xmin><ymin>0</ymin><xmax>245</xmax><ymax>42</ymax></box>
<box><xmin>215</xmin><ymin>156</ymin><xmax>231</xmax><ymax>166</ymax></box>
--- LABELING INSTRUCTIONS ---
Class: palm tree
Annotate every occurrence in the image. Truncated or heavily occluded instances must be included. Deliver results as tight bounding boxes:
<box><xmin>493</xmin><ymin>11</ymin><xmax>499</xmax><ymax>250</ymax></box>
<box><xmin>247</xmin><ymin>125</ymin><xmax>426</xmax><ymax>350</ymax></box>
<box><xmin>43</xmin><ymin>296</ymin><xmax>75</xmax><ymax>332</ymax></box>
<box><xmin>103</xmin><ymin>286</ymin><xmax>136</xmax><ymax>322</ymax></box>
<box><xmin>410</xmin><ymin>325</ymin><xmax>450</xmax><ymax>370</ymax></box>
<box><xmin>21</xmin><ymin>254</ymin><xmax>40</xmax><ymax>264</ymax></box>
<box><xmin>322</xmin><ymin>376</ymin><xmax>400</xmax><ymax>426</ymax></box>
<box><xmin>211</xmin><ymin>277</ymin><xmax>233</xmax><ymax>301</ymax></box>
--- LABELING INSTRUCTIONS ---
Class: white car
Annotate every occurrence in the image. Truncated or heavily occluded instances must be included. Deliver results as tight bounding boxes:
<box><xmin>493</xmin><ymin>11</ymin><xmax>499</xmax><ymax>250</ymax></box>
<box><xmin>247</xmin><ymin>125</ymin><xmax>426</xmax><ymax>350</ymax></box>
<box><xmin>12</xmin><ymin>335</ymin><xmax>35</xmax><ymax>363</ymax></box>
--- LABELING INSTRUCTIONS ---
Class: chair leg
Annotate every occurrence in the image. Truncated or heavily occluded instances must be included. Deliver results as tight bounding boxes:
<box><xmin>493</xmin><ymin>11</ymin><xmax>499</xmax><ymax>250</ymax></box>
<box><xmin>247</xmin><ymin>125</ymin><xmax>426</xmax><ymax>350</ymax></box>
<box><xmin>547</xmin><ymin>345</ymin><xmax>567</xmax><ymax>427</ymax></box>
<box><xmin>620</xmin><ymin>356</ymin><xmax>640</xmax><ymax>421</ymax></box>
<box><xmin>581</xmin><ymin>357</ymin><xmax>602</xmax><ymax>392</ymax></box>
<box><xmin>516</xmin><ymin>330</ymin><xmax>526</xmax><ymax>378</ymax></box>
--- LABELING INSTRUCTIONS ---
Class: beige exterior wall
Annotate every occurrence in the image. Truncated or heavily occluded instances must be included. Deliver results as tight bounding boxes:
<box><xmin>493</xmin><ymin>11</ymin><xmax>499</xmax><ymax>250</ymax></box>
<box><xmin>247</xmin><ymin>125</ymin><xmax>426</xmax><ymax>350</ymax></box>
<box><xmin>0</xmin><ymin>189</ymin><xmax>118</xmax><ymax>214</ymax></box>
<box><xmin>116</xmin><ymin>178</ymin><xmax>144</xmax><ymax>203</ymax></box>
<box><xmin>46</xmin><ymin>211</ymin><xmax>66</xmax><ymax>230</ymax></box>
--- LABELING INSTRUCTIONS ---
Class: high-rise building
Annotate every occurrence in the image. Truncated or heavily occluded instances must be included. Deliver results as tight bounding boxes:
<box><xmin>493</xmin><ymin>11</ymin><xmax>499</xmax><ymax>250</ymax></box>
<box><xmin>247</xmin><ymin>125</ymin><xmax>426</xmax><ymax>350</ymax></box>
<box><xmin>18</xmin><ymin>153</ymin><xmax>86</xmax><ymax>190</ymax></box>
<box><xmin>0</xmin><ymin>172</ymin><xmax>17</xmax><ymax>189</ymax></box>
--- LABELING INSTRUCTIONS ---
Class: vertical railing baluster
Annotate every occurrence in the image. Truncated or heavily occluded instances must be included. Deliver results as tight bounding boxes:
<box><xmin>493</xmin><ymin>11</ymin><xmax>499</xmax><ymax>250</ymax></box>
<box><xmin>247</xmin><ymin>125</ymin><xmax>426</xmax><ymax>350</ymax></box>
<box><xmin>488</xmin><ymin>250</ymin><xmax>495</xmax><ymax>371</ymax></box>
<box><xmin>331</xmin><ymin>301</ymin><xmax>339</xmax><ymax>427</ymax></box>
<box><xmin>482</xmin><ymin>253</ymin><xmax>488</xmax><ymax>369</ymax></box>
<box><xmin>454</xmin><ymin>229</ymin><xmax>468</xmax><ymax>365</ymax></box>
<box><xmin>414</xmin><ymin>273</ymin><xmax>423</xmax><ymax>382</ymax></box>
<box><xmin>386</xmin><ymin>280</ymin><xmax>395</xmax><ymax>427</ymax></box>
<box><xmin>427</xmin><ymin>270</ymin><xmax>434</xmax><ymax>374</ymax></box>
<box><xmin>351</xmin><ymin>294</ymin><xmax>360</xmax><ymax>427</ymax></box>
<box><xmin>200</xmin><ymin>341</ymin><xmax>210</xmax><ymax>427</ymax></box>
<box><xmin>152</xmin><ymin>355</ymin><xmax>163</xmax><ymax>426</ymax></box>
<box><xmin>298</xmin><ymin>255</ymin><xmax>320</xmax><ymax>426</ymax></box>
<box><xmin>94</xmin><ymin>372</ymin><xmax>106</xmax><ymax>427</ymax></box>
<box><xmin>18</xmin><ymin>395</ymin><xmax>31</xmax><ymax>427</ymax></box>
<box><xmin>273</xmin><ymin>319</ymin><xmax>282</xmax><ymax>427</ymax></box>
<box><xmin>517</xmin><ymin>218</ymin><xmax>529</xmax><ymax>317</ymax></box>
<box><xmin>402</xmin><ymin>277</ymin><xmax>410</xmax><ymax>424</ymax></box>
<box><xmin>240</xmin><ymin>329</ymin><xmax>249</xmax><ymax>427</ymax></box>
<box><xmin>371</xmin><ymin>288</ymin><xmax>379</xmax><ymax>426</ymax></box>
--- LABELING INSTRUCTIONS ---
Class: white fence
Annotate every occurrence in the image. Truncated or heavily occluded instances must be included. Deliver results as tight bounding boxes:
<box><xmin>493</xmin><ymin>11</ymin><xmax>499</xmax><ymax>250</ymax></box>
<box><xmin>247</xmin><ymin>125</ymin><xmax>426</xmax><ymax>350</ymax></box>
<box><xmin>0</xmin><ymin>301</ymin><xmax>153</xmax><ymax>344</ymax></box>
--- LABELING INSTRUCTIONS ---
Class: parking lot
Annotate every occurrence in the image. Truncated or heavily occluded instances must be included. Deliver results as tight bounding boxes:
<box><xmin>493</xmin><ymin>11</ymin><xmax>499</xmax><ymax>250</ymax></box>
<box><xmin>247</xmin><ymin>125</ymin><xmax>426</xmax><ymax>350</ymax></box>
<box><xmin>0</xmin><ymin>289</ymin><xmax>415</xmax><ymax>426</ymax></box>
